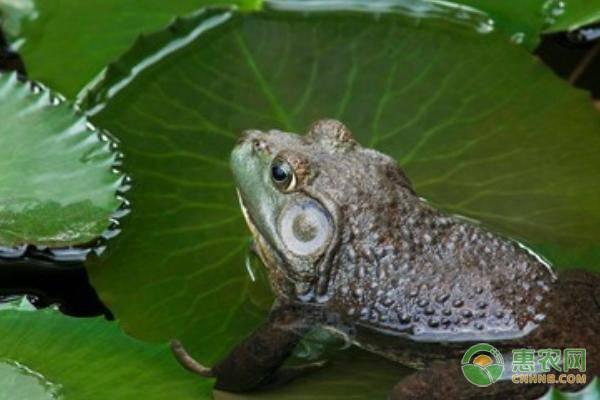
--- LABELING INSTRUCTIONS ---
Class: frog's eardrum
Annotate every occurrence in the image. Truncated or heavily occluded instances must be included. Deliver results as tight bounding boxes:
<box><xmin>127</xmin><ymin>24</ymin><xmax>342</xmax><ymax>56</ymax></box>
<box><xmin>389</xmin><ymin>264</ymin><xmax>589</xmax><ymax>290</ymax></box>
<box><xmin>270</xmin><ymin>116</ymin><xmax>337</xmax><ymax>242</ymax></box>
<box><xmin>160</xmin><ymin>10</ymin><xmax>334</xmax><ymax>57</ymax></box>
<box><xmin>279</xmin><ymin>199</ymin><xmax>333</xmax><ymax>257</ymax></box>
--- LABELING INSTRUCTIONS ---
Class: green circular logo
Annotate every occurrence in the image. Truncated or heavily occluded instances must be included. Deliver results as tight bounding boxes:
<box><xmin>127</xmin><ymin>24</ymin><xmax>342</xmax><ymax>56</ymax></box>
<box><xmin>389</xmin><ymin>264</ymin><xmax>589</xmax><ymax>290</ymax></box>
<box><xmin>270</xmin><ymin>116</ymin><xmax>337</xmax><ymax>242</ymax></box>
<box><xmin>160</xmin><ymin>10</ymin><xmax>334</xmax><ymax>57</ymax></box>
<box><xmin>461</xmin><ymin>343</ymin><xmax>504</xmax><ymax>387</ymax></box>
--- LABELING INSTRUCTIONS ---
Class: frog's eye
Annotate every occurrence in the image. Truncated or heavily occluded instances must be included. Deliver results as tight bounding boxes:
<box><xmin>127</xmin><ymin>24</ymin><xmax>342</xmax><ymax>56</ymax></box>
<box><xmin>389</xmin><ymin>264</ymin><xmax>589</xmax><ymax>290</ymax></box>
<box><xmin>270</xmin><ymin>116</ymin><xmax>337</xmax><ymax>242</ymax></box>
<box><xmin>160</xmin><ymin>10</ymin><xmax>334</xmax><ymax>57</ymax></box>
<box><xmin>271</xmin><ymin>157</ymin><xmax>296</xmax><ymax>192</ymax></box>
<box><xmin>279</xmin><ymin>199</ymin><xmax>333</xmax><ymax>257</ymax></box>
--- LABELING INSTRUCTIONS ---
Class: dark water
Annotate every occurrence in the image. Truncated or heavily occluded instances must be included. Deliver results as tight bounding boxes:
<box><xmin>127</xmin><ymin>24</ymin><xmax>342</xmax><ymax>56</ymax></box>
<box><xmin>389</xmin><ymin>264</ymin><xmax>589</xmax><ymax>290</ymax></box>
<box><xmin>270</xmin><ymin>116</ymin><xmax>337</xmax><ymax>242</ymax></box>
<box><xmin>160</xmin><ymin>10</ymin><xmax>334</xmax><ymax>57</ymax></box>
<box><xmin>536</xmin><ymin>27</ymin><xmax>600</xmax><ymax>99</ymax></box>
<box><xmin>0</xmin><ymin>253</ymin><xmax>111</xmax><ymax>318</ymax></box>
<box><xmin>0</xmin><ymin>29</ymin><xmax>25</xmax><ymax>76</ymax></box>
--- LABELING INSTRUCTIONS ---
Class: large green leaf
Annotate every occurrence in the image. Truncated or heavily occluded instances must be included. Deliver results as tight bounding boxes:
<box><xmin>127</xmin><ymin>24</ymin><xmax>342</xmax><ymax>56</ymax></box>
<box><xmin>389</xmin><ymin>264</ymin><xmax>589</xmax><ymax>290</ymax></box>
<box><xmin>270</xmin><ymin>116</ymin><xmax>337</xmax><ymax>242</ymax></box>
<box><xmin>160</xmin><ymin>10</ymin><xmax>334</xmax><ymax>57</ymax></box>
<box><xmin>82</xmin><ymin>5</ymin><xmax>600</xmax><ymax>398</ymax></box>
<box><xmin>0</xmin><ymin>299</ymin><xmax>208</xmax><ymax>399</ymax></box>
<box><xmin>0</xmin><ymin>73</ymin><xmax>121</xmax><ymax>248</ymax></box>
<box><xmin>0</xmin><ymin>0</ymin><xmax>261</xmax><ymax>98</ymax></box>
<box><xmin>2</xmin><ymin>0</ymin><xmax>599</xmax><ymax>101</ymax></box>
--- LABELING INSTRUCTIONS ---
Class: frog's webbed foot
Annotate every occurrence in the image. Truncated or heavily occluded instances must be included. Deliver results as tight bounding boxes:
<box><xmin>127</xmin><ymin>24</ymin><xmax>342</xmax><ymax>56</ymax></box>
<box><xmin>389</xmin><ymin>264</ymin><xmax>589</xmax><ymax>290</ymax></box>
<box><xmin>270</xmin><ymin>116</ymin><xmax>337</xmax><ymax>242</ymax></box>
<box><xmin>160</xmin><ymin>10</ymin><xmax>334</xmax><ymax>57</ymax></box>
<box><xmin>170</xmin><ymin>340</ymin><xmax>214</xmax><ymax>378</ymax></box>
<box><xmin>389</xmin><ymin>361</ymin><xmax>547</xmax><ymax>400</ymax></box>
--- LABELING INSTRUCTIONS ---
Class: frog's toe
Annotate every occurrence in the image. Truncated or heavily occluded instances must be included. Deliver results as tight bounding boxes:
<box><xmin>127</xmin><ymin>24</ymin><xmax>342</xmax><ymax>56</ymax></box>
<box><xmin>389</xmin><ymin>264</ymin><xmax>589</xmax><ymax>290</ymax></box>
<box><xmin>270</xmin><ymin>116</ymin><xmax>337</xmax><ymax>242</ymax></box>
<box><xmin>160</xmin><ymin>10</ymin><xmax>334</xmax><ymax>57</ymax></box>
<box><xmin>170</xmin><ymin>339</ymin><xmax>214</xmax><ymax>378</ymax></box>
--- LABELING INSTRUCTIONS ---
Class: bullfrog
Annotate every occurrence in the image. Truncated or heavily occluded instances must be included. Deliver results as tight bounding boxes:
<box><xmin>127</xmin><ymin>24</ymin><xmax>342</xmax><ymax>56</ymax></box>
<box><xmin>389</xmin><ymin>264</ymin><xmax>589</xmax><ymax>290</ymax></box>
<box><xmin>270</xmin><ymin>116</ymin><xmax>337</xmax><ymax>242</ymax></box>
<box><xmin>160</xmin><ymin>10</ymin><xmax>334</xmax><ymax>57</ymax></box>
<box><xmin>172</xmin><ymin>119</ymin><xmax>599</xmax><ymax>399</ymax></box>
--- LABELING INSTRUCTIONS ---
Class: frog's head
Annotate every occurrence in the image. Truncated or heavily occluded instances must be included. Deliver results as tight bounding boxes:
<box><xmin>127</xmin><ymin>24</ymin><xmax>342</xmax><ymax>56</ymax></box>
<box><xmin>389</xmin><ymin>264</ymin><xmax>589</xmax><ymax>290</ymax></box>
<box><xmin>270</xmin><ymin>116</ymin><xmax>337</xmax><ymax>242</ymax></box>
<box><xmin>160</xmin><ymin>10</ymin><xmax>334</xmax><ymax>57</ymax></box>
<box><xmin>231</xmin><ymin>119</ymin><xmax>412</xmax><ymax>302</ymax></box>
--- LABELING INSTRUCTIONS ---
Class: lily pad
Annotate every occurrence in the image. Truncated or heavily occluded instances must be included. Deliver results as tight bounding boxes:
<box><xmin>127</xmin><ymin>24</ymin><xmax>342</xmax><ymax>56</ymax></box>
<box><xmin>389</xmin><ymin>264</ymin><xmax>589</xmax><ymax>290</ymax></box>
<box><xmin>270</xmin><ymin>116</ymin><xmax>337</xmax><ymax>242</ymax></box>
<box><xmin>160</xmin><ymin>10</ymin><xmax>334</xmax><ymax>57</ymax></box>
<box><xmin>3</xmin><ymin>0</ymin><xmax>600</xmax><ymax>99</ymax></box>
<box><xmin>0</xmin><ymin>73</ymin><xmax>122</xmax><ymax>248</ymax></box>
<box><xmin>82</xmin><ymin>5</ymin><xmax>600</xmax><ymax>398</ymax></box>
<box><xmin>0</xmin><ymin>298</ymin><xmax>208</xmax><ymax>399</ymax></box>
<box><xmin>0</xmin><ymin>0</ymin><xmax>261</xmax><ymax>97</ymax></box>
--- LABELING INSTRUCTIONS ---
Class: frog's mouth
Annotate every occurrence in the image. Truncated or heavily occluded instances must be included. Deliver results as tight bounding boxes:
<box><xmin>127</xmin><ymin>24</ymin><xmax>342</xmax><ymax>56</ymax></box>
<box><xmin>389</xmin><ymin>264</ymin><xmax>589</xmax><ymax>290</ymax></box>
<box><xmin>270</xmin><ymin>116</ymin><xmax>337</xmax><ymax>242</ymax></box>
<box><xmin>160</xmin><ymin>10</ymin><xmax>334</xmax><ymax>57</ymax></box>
<box><xmin>236</xmin><ymin>189</ymin><xmax>259</xmax><ymax>243</ymax></box>
<box><xmin>236</xmin><ymin>190</ymin><xmax>280</xmax><ymax>271</ymax></box>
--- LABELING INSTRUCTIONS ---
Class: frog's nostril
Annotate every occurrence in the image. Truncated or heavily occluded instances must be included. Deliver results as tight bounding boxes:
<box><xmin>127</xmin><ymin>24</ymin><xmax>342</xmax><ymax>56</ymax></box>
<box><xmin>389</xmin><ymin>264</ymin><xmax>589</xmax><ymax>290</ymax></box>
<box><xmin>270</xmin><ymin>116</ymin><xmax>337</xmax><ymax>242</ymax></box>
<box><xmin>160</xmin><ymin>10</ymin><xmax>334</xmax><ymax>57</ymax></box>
<box><xmin>251</xmin><ymin>139</ymin><xmax>272</xmax><ymax>154</ymax></box>
<box><xmin>236</xmin><ymin>130</ymin><xmax>270</xmax><ymax>154</ymax></box>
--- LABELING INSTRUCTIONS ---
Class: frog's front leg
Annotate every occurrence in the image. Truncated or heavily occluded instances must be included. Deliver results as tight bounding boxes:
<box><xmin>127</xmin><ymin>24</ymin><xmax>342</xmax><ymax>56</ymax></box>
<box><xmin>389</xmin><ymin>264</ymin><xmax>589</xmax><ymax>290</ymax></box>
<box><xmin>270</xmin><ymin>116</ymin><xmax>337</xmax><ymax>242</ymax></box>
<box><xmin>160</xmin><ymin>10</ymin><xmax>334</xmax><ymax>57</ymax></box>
<box><xmin>171</xmin><ymin>303</ymin><xmax>315</xmax><ymax>392</ymax></box>
<box><xmin>389</xmin><ymin>361</ymin><xmax>547</xmax><ymax>400</ymax></box>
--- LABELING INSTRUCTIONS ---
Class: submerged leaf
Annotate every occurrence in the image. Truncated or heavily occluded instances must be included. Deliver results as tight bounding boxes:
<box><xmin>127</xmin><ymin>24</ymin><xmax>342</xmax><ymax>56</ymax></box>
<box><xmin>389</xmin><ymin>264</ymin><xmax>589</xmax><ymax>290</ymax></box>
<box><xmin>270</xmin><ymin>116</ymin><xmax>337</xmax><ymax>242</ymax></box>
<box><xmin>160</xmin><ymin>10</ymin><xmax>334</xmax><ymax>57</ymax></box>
<box><xmin>0</xmin><ymin>73</ymin><xmax>122</xmax><ymax>248</ymax></box>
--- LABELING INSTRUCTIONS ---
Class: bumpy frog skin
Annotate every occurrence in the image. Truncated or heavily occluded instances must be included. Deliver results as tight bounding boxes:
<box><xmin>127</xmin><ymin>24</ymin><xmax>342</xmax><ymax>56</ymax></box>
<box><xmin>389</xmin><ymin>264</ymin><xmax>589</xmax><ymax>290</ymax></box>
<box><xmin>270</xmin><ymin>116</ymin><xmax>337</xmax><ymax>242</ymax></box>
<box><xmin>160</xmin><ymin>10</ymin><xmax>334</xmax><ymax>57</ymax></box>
<box><xmin>172</xmin><ymin>120</ymin><xmax>599</xmax><ymax>399</ymax></box>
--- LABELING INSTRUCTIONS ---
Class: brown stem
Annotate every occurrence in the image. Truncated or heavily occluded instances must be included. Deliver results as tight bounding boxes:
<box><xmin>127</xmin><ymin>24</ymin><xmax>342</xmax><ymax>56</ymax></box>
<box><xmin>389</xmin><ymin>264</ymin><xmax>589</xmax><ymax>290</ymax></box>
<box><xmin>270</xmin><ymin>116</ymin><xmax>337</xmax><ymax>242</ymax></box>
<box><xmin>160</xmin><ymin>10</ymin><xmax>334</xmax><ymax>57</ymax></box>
<box><xmin>170</xmin><ymin>340</ymin><xmax>215</xmax><ymax>378</ymax></box>
<box><xmin>568</xmin><ymin>41</ymin><xmax>600</xmax><ymax>85</ymax></box>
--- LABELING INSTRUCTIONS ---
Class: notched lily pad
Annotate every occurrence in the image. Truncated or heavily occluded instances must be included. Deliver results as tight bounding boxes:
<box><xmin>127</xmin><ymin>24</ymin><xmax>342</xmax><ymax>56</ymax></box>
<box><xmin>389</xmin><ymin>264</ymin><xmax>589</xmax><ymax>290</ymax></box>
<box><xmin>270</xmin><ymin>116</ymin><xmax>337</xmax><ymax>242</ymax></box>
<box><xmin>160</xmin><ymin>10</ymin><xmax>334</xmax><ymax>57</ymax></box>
<box><xmin>0</xmin><ymin>73</ymin><xmax>123</xmax><ymax>248</ymax></box>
